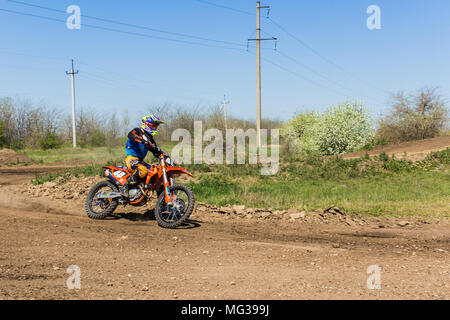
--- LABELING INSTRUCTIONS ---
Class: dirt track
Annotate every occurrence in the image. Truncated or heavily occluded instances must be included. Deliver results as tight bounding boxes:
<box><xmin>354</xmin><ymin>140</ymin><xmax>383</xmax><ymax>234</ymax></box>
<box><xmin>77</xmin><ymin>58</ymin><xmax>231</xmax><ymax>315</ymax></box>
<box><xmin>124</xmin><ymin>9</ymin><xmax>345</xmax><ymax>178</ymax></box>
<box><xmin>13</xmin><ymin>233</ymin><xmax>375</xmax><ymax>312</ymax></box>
<box><xmin>343</xmin><ymin>135</ymin><xmax>450</xmax><ymax>160</ymax></box>
<box><xmin>0</xmin><ymin>165</ymin><xmax>449</xmax><ymax>300</ymax></box>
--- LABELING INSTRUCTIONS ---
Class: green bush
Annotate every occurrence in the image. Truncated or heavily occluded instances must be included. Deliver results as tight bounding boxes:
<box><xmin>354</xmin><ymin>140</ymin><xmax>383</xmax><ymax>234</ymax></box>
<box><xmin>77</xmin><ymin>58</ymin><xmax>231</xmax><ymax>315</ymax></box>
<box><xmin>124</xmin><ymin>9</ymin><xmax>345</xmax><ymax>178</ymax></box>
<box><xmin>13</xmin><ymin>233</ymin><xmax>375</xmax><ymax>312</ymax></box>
<box><xmin>426</xmin><ymin>147</ymin><xmax>450</xmax><ymax>164</ymax></box>
<box><xmin>39</xmin><ymin>132</ymin><xmax>62</xmax><ymax>150</ymax></box>
<box><xmin>281</xmin><ymin>112</ymin><xmax>319</xmax><ymax>156</ymax></box>
<box><xmin>359</xmin><ymin>138</ymin><xmax>387</xmax><ymax>151</ymax></box>
<box><xmin>87</xmin><ymin>129</ymin><xmax>106</xmax><ymax>147</ymax></box>
<box><xmin>9</xmin><ymin>140</ymin><xmax>25</xmax><ymax>150</ymax></box>
<box><xmin>282</xmin><ymin>101</ymin><xmax>374</xmax><ymax>156</ymax></box>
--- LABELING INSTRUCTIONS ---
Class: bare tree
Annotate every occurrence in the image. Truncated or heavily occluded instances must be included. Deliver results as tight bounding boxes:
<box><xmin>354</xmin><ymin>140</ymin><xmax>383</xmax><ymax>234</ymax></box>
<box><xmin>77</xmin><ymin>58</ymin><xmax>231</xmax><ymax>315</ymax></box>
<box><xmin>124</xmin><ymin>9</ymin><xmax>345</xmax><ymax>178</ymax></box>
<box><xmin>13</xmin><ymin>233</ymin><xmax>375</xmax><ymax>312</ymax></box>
<box><xmin>377</xmin><ymin>87</ymin><xmax>448</xmax><ymax>142</ymax></box>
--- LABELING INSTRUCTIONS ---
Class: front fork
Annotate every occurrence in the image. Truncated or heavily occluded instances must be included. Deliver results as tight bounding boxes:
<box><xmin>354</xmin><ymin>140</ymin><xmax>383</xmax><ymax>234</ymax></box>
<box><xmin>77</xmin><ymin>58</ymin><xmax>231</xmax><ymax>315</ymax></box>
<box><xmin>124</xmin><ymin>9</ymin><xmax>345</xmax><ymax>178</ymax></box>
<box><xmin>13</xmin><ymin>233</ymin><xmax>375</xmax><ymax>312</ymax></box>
<box><xmin>160</xmin><ymin>156</ymin><xmax>176</xmax><ymax>205</ymax></box>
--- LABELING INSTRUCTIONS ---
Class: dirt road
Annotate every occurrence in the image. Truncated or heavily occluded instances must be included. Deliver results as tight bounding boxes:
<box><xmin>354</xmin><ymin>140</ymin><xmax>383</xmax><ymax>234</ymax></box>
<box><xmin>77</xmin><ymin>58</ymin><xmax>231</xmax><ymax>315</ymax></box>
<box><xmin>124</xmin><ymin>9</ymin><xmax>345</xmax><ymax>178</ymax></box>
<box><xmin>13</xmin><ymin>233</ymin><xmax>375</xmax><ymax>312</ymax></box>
<box><xmin>0</xmin><ymin>165</ymin><xmax>448</xmax><ymax>300</ymax></box>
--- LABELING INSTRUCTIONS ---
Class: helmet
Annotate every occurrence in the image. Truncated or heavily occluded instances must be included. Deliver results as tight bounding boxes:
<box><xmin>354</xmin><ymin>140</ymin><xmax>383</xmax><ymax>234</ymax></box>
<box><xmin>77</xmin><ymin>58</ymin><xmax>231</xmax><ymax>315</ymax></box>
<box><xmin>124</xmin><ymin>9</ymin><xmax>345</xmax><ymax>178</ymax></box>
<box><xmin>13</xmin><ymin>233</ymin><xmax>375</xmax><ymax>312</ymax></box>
<box><xmin>141</xmin><ymin>114</ymin><xmax>165</xmax><ymax>136</ymax></box>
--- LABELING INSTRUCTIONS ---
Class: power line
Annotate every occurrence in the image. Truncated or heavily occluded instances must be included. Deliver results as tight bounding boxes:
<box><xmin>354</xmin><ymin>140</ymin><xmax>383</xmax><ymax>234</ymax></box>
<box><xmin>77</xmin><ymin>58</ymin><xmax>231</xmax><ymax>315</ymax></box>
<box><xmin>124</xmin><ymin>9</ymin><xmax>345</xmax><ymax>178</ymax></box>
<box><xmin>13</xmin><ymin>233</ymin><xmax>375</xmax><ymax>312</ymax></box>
<box><xmin>274</xmin><ymin>50</ymin><xmax>385</xmax><ymax>105</ymax></box>
<box><xmin>191</xmin><ymin>0</ymin><xmax>389</xmax><ymax>97</ymax></box>
<box><xmin>0</xmin><ymin>50</ymin><xmax>66</xmax><ymax>61</ymax></box>
<box><xmin>7</xmin><ymin>0</ymin><xmax>247</xmax><ymax>48</ymax></box>
<box><xmin>194</xmin><ymin>0</ymin><xmax>255</xmax><ymax>16</ymax></box>
<box><xmin>1</xmin><ymin>4</ymin><xmax>384</xmax><ymax>108</ymax></box>
<box><xmin>0</xmin><ymin>50</ymin><xmax>219</xmax><ymax>96</ymax></box>
<box><xmin>259</xmin><ymin>55</ymin><xmax>348</xmax><ymax>97</ymax></box>
<box><xmin>267</xmin><ymin>16</ymin><xmax>389</xmax><ymax>95</ymax></box>
<box><xmin>0</xmin><ymin>8</ymin><xmax>245</xmax><ymax>51</ymax></box>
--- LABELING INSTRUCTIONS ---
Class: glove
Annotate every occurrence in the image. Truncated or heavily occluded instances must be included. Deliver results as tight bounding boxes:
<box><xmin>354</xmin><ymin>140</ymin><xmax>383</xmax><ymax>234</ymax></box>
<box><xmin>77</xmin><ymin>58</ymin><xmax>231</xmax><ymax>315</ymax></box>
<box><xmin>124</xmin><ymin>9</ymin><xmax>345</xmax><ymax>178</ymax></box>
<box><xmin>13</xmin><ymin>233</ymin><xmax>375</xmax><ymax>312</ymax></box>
<box><xmin>164</xmin><ymin>154</ymin><xmax>177</xmax><ymax>166</ymax></box>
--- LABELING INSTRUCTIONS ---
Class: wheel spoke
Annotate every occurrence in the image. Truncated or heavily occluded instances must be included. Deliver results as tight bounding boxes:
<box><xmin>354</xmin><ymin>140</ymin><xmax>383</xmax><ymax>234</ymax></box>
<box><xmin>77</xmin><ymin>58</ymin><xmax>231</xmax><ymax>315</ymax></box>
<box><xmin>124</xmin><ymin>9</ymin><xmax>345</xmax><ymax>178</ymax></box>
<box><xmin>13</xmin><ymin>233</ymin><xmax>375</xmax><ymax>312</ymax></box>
<box><xmin>155</xmin><ymin>185</ymin><xmax>194</xmax><ymax>228</ymax></box>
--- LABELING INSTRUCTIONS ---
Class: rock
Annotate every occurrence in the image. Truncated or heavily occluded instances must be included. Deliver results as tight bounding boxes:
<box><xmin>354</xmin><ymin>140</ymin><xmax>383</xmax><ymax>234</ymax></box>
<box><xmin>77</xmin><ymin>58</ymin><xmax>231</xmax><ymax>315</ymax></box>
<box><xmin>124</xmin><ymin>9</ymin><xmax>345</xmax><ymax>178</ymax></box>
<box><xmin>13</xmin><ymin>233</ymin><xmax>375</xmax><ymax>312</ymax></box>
<box><xmin>289</xmin><ymin>211</ymin><xmax>306</xmax><ymax>220</ymax></box>
<box><xmin>142</xmin><ymin>286</ymin><xmax>149</xmax><ymax>292</ymax></box>
<box><xmin>230</xmin><ymin>281</ymin><xmax>236</xmax><ymax>286</ymax></box>
<box><xmin>42</xmin><ymin>182</ymin><xmax>56</xmax><ymax>188</ymax></box>
<box><xmin>232</xmin><ymin>205</ymin><xmax>246</xmax><ymax>213</ymax></box>
<box><xmin>217</xmin><ymin>207</ymin><xmax>233</xmax><ymax>214</ymax></box>
<box><xmin>324</xmin><ymin>206</ymin><xmax>346</xmax><ymax>216</ymax></box>
<box><xmin>287</xmin><ymin>208</ymin><xmax>299</xmax><ymax>214</ymax></box>
<box><xmin>397</xmin><ymin>221</ymin><xmax>410</xmax><ymax>227</ymax></box>
<box><xmin>260</xmin><ymin>212</ymin><xmax>271</xmax><ymax>218</ymax></box>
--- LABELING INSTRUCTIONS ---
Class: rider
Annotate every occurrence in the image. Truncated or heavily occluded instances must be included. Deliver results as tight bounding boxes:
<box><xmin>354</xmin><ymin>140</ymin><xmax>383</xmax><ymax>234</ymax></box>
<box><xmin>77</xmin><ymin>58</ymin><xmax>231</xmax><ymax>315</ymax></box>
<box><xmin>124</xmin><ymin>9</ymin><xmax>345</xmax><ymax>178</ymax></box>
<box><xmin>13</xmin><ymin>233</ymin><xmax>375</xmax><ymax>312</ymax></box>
<box><xmin>120</xmin><ymin>114</ymin><xmax>166</xmax><ymax>198</ymax></box>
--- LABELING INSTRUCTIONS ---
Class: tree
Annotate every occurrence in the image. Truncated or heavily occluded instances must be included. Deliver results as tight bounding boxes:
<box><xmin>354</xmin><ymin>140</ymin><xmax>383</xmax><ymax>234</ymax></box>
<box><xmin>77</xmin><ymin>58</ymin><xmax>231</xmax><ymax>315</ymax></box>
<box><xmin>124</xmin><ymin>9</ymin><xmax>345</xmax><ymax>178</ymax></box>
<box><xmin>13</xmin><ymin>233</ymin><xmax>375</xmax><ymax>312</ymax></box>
<box><xmin>377</xmin><ymin>87</ymin><xmax>448</xmax><ymax>142</ymax></box>
<box><xmin>0</xmin><ymin>121</ymin><xmax>5</xmax><ymax>148</ymax></box>
<box><xmin>281</xmin><ymin>101</ymin><xmax>374</xmax><ymax>156</ymax></box>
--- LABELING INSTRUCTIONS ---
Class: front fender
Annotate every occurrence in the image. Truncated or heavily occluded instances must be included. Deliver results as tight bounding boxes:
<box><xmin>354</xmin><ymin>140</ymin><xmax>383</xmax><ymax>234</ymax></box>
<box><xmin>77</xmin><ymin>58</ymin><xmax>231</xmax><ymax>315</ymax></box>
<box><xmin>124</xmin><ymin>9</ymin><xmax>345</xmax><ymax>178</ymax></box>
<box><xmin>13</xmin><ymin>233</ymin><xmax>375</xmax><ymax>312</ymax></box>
<box><xmin>166</xmin><ymin>167</ymin><xmax>193</xmax><ymax>177</ymax></box>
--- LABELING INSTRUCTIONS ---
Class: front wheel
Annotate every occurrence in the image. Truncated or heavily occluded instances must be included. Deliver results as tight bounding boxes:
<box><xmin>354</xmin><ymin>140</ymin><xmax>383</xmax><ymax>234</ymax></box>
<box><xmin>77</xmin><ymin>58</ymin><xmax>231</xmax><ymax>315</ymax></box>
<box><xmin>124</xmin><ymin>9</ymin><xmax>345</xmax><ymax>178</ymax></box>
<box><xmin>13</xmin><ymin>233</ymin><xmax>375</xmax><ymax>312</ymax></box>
<box><xmin>155</xmin><ymin>184</ymin><xmax>195</xmax><ymax>228</ymax></box>
<box><xmin>85</xmin><ymin>180</ymin><xmax>119</xmax><ymax>219</ymax></box>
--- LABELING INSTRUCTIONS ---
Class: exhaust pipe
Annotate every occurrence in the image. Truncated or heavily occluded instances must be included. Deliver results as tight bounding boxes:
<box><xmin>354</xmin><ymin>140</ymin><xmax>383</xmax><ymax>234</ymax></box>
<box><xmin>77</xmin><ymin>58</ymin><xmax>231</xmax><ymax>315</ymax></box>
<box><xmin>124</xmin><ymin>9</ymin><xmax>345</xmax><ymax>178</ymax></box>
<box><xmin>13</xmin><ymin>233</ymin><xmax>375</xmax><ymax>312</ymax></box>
<box><xmin>95</xmin><ymin>191</ymin><xmax>122</xmax><ymax>199</ymax></box>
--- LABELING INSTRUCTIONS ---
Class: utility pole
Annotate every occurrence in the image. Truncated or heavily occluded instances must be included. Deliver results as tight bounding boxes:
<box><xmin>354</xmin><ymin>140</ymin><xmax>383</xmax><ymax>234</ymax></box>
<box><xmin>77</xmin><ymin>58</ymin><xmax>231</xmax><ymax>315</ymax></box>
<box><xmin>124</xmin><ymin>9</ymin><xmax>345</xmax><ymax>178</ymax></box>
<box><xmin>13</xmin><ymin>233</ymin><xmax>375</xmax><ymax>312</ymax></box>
<box><xmin>66</xmin><ymin>59</ymin><xmax>79</xmax><ymax>148</ymax></box>
<box><xmin>223</xmin><ymin>94</ymin><xmax>229</xmax><ymax>131</ymax></box>
<box><xmin>248</xmin><ymin>1</ymin><xmax>276</xmax><ymax>148</ymax></box>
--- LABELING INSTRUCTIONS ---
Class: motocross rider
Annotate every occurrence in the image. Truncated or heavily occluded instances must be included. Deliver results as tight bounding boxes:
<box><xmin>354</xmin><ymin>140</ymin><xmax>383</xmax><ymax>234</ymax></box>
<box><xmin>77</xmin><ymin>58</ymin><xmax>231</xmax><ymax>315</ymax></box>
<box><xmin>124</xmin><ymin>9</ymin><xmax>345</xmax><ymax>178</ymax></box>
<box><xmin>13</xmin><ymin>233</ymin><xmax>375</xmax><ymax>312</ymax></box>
<box><xmin>120</xmin><ymin>114</ymin><xmax>168</xmax><ymax>198</ymax></box>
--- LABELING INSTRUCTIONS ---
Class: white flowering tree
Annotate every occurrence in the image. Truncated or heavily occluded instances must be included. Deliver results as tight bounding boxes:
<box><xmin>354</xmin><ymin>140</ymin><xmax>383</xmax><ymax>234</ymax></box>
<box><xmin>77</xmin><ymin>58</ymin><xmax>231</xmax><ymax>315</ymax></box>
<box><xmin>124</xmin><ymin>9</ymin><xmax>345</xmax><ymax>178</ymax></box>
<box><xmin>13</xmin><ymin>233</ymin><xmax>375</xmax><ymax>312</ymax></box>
<box><xmin>282</xmin><ymin>101</ymin><xmax>374</xmax><ymax>156</ymax></box>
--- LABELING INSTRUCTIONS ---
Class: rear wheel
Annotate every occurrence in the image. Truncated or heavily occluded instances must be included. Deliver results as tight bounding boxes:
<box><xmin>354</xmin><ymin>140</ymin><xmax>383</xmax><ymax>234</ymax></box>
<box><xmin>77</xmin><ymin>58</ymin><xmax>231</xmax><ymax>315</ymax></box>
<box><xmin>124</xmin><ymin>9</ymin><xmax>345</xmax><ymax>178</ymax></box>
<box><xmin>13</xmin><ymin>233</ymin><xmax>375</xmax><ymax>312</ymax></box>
<box><xmin>155</xmin><ymin>184</ymin><xmax>195</xmax><ymax>228</ymax></box>
<box><xmin>85</xmin><ymin>180</ymin><xmax>119</xmax><ymax>219</ymax></box>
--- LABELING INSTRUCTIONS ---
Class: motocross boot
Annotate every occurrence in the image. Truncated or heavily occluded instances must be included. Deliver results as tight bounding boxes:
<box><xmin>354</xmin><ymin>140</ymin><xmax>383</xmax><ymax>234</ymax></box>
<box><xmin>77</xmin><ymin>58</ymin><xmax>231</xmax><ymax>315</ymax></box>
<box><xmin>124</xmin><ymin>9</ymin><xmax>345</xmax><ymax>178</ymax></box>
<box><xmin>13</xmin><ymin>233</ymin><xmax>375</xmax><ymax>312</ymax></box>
<box><xmin>120</xmin><ymin>172</ymin><xmax>139</xmax><ymax>198</ymax></box>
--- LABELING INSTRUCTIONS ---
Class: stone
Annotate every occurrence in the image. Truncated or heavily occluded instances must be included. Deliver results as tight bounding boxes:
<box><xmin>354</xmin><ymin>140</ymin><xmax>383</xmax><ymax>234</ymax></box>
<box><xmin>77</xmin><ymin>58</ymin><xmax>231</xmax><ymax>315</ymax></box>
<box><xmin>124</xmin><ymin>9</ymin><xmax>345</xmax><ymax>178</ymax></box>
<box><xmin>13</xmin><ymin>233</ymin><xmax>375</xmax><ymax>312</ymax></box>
<box><xmin>397</xmin><ymin>221</ymin><xmax>410</xmax><ymax>227</ymax></box>
<box><xmin>42</xmin><ymin>182</ymin><xmax>56</xmax><ymax>188</ymax></box>
<box><xmin>289</xmin><ymin>211</ymin><xmax>306</xmax><ymax>220</ymax></box>
<box><xmin>232</xmin><ymin>205</ymin><xmax>246</xmax><ymax>213</ymax></box>
<box><xmin>260</xmin><ymin>212</ymin><xmax>271</xmax><ymax>218</ymax></box>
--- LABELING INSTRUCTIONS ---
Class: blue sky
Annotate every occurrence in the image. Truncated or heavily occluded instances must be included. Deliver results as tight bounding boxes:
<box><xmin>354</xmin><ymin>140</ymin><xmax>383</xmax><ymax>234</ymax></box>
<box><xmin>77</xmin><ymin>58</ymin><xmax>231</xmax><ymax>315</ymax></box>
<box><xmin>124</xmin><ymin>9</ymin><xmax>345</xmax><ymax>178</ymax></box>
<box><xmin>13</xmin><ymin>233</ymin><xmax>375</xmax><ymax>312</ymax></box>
<box><xmin>1</xmin><ymin>0</ymin><xmax>449</xmax><ymax>125</ymax></box>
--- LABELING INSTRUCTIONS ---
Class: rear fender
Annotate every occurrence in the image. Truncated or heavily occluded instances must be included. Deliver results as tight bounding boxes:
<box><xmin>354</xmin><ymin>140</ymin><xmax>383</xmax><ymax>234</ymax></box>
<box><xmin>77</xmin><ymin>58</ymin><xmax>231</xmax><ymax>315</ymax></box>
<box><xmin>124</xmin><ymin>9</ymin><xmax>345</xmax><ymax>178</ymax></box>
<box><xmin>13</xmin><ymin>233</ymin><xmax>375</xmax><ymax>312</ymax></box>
<box><xmin>103</xmin><ymin>166</ymin><xmax>131</xmax><ymax>185</ymax></box>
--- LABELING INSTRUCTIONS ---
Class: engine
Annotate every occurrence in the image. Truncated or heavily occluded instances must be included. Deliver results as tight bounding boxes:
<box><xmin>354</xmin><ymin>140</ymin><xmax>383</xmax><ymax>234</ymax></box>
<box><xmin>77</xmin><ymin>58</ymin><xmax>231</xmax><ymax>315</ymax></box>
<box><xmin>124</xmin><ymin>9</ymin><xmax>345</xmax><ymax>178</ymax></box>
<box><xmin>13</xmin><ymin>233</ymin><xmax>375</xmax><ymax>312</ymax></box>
<box><xmin>129</xmin><ymin>188</ymin><xmax>143</xmax><ymax>201</ymax></box>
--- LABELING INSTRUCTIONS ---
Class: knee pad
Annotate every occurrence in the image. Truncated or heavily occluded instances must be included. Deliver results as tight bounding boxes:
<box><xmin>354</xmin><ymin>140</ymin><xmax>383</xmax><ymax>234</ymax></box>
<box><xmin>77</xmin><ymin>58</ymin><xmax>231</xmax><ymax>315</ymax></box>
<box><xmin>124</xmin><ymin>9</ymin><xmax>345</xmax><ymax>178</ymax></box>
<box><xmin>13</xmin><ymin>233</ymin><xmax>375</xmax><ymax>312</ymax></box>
<box><xmin>137</xmin><ymin>165</ymin><xmax>148</xmax><ymax>179</ymax></box>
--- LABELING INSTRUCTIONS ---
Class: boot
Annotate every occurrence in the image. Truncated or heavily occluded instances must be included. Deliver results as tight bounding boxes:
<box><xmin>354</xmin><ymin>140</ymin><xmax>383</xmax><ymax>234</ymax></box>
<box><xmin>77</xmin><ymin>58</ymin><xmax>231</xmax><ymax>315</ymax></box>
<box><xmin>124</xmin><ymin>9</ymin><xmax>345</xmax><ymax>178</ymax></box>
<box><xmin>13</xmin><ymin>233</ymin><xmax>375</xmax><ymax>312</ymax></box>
<box><xmin>120</xmin><ymin>172</ymin><xmax>139</xmax><ymax>198</ymax></box>
<box><xmin>119</xmin><ymin>181</ymin><xmax>130</xmax><ymax>198</ymax></box>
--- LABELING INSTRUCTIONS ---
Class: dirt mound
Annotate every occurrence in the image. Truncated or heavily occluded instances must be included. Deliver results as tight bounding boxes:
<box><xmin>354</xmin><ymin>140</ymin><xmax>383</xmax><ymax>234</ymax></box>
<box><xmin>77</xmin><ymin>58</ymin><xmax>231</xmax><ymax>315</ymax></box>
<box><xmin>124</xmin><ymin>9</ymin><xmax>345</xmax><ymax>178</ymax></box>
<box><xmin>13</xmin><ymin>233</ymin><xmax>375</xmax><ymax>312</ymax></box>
<box><xmin>0</xmin><ymin>149</ymin><xmax>32</xmax><ymax>166</ymax></box>
<box><xmin>27</xmin><ymin>174</ymin><xmax>103</xmax><ymax>200</ymax></box>
<box><xmin>343</xmin><ymin>136</ymin><xmax>450</xmax><ymax>160</ymax></box>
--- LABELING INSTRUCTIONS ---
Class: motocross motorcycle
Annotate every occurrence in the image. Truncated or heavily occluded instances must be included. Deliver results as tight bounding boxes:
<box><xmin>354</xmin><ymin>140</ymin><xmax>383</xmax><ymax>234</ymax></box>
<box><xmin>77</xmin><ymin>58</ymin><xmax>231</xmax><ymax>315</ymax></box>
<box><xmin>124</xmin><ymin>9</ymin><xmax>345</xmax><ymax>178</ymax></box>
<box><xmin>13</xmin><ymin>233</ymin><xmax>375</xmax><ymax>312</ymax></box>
<box><xmin>84</xmin><ymin>154</ymin><xmax>195</xmax><ymax>228</ymax></box>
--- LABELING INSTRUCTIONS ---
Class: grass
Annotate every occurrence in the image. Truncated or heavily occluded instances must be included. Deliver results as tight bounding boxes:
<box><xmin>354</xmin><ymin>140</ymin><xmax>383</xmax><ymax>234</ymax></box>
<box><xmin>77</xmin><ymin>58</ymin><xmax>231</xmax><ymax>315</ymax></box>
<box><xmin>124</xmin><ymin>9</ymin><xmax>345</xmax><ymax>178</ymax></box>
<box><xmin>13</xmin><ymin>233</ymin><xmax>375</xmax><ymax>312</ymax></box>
<box><xmin>21</xmin><ymin>146</ymin><xmax>125</xmax><ymax>164</ymax></box>
<box><xmin>185</xmin><ymin>148</ymin><xmax>450</xmax><ymax>218</ymax></box>
<box><xmin>29</xmin><ymin>145</ymin><xmax>450</xmax><ymax>218</ymax></box>
<box><xmin>19</xmin><ymin>142</ymin><xmax>178</xmax><ymax>164</ymax></box>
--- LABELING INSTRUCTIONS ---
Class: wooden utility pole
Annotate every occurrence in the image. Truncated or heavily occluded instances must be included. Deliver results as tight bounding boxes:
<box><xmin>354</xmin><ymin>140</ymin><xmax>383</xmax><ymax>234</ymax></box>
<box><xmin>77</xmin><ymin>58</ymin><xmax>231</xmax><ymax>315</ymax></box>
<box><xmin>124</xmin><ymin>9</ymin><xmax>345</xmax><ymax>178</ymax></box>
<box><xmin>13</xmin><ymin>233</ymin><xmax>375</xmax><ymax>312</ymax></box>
<box><xmin>66</xmin><ymin>59</ymin><xmax>79</xmax><ymax>148</ymax></box>
<box><xmin>223</xmin><ymin>94</ymin><xmax>229</xmax><ymax>130</ymax></box>
<box><xmin>248</xmin><ymin>2</ymin><xmax>276</xmax><ymax>148</ymax></box>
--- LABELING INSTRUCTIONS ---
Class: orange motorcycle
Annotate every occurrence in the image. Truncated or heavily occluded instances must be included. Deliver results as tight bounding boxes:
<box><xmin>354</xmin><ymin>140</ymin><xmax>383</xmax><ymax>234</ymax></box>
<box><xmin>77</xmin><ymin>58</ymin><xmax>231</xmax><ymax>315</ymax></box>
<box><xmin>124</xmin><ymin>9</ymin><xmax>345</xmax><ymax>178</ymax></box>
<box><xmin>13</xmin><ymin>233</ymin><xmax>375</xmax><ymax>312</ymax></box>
<box><xmin>84</xmin><ymin>154</ymin><xmax>194</xmax><ymax>228</ymax></box>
